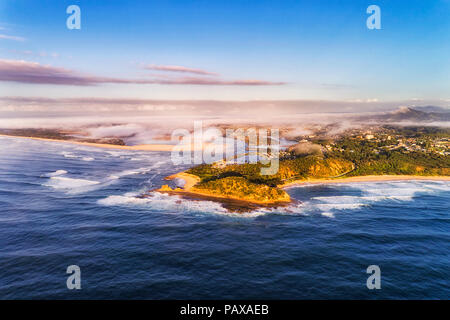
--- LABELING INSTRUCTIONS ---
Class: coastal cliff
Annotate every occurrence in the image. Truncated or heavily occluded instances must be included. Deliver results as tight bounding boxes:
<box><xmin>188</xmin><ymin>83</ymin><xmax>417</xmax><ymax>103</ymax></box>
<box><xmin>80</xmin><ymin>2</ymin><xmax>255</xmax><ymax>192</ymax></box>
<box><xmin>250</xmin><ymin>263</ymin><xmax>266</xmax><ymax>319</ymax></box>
<box><xmin>159</xmin><ymin>175</ymin><xmax>290</xmax><ymax>204</ymax></box>
<box><xmin>190</xmin><ymin>177</ymin><xmax>291</xmax><ymax>204</ymax></box>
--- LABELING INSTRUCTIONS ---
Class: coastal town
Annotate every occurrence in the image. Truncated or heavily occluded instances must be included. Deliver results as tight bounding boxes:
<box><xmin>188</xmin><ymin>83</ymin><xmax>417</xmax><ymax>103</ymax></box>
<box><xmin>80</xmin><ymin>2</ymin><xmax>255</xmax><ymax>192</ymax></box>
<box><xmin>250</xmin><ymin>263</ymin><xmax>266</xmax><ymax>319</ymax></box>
<box><xmin>318</xmin><ymin>126</ymin><xmax>450</xmax><ymax>156</ymax></box>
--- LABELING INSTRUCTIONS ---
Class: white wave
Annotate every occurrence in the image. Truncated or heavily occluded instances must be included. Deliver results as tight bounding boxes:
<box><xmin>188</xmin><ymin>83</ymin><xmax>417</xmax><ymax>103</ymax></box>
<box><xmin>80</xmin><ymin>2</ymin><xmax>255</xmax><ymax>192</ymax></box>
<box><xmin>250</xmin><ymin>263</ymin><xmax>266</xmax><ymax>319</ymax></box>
<box><xmin>99</xmin><ymin>191</ymin><xmax>225</xmax><ymax>212</ymax></box>
<box><xmin>43</xmin><ymin>176</ymin><xmax>100</xmax><ymax>193</ymax></box>
<box><xmin>61</xmin><ymin>151</ymin><xmax>78</xmax><ymax>159</ymax></box>
<box><xmin>251</xmin><ymin>202</ymin><xmax>309</xmax><ymax>216</ymax></box>
<box><xmin>315</xmin><ymin>202</ymin><xmax>366</xmax><ymax>211</ymax></box>
<box><xmin>251</xmin><ymin>180</ymin><xmax>449</xmax><ymax>218</ymax></box>
<box><xmin>262</xmin><ymin>199</ymin><xmax>362</xmax><ymax>219</ymax></box>
<box><xmin>321</xmin><ymin>212</ymin><xmax>335</xmax><ymax>218</ymax></box>
<box><xmin>312</xmin><ymin>194</ymin><xmax>412</xmax><ymax>204</ymax></box>
<box><xmin>421</xmin><ymin>182</ymin><xmax>450</xmax><ymax>191</ymax></box>
<box><xmin>353</xmin><ymin>181</ymin><xmax>450</xmax><ymax>202</ymax></box>
<box><xmin>105</xmin><ymin>150</ymin><xmax>133</xmax><ymax>158</ymax></box>
<box><xmin>313</xmin><ymin>195</ymin><xmax>362</xmax><ymax>202</ymax></box>
<box><xmin>98</xmin><ymin>191</ymin><xmax>267</xmax><ymax>218</ymax></box>
<box><xmin>289</xmin><ymin>180</ymin><xmax>450</xmax><ymax>218</ymax></box>
<box><xmin>98</xmin><ymin>195</ymin><xmax>152</xmax><ymax>206</ymax></box>
<box><xmin>107</xmin><ymin>161</ymin><xmax>166</xmax><ymax>180</ymax></box>
<box><xmin>42</xmin><ymin>158</ymin><xmax>167</xmax><ymax>195</ymax></box>
<box><xmin>216</xmin><ymin>210</ymin><xmax>267</xmax><ymax>218</ymax></box>
<box><xmin>60</xmin><ymin>151</ymin><xmax>95</xmax><ymax>161</ymax></box>
<box><xmin>108</xmin><ymin>168</ymin><xmax>147</xmax><ymax>179</ymax></box>
<box><xmin>44</xmin><ymin>170</ymin><xmax>68</xmax><ymax>177</ymax></box>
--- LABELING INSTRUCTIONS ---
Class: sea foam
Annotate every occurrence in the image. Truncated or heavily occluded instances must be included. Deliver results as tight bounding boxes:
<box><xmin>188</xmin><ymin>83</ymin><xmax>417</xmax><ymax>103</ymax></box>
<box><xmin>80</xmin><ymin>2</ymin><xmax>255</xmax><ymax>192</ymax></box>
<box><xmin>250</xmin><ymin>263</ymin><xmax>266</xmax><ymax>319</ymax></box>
<box><xmin>43</xmin><ymin>176</ymin><xmax>100</xmax><ymax>193</ymax></box>
<box><xmin>98</xmin><ymin>191</ymin><xmax>267</xmax><ymax>218</ymax></box>
<box><xmin>288</xmin><ymin>180</ymin><xmax>450</xmax><ymax>218</ymax></box>
<box><xmin>44</xmin><ymin>170</ymin><xmax>68</xmax><ymax>177</ymax></box>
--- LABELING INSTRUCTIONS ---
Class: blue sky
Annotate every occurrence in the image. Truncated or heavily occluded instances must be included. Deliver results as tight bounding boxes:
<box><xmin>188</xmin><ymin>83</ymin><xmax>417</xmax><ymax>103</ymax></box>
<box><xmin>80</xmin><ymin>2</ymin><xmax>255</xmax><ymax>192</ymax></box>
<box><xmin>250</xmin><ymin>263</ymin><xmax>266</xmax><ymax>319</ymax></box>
<box><xmin>0</xmin><ymin>0</ymin><xmax>449</xmax><ymax>102</ymax></box>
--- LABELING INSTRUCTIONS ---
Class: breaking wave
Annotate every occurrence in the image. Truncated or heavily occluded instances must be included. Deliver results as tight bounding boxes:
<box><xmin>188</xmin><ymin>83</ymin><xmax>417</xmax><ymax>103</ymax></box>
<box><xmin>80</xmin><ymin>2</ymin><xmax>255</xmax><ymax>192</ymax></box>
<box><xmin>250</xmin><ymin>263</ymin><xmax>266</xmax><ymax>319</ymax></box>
<box><xmin>44</xmin><ymin>170</ymin><xmax>68</xmax><ymax>177</ymax></box>
<box><xmin>60</xmin><ymin>151</ymin><xmax>95</xmax><ymax>161</ymax></box>
<box><xmin>283</xmin><ymin>180</ymin><xmax>450</xmax><ymax>218</ymax></box>
<box><xmin>107</xmin><ymin>161</ymin><xmax>166</xmax><ymax>180</ymax></box>
<box><xmin>97</xmin><ymin>180</ymin><xmax>450</xmax><ymax>219</ymax></box>
<box><xmin>97</xmin><ymin>191</ymin><xmax>266</xmax><ymax>218</ymax></box>
<box><xmin>43</xmin><ymin>176</ymin><xmax>101</xmax><ymax>193</ymax></box>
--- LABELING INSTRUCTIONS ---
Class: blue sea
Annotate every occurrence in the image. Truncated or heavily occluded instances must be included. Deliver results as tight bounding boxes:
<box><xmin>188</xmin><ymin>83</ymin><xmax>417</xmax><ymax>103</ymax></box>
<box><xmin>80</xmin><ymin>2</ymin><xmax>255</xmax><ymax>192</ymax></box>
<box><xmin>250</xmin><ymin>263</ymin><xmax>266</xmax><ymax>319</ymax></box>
<box><xmin>0</xmin><ymin>136</ymin><xmax>449</xmax><ymax>299</ymax></box>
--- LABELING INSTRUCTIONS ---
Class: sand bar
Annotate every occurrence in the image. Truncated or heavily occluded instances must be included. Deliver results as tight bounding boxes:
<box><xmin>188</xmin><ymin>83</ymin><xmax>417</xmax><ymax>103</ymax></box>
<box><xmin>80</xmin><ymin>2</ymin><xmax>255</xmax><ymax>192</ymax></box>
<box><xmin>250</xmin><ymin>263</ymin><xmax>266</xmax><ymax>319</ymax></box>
<box><xmin>164</xmin><ymin>172</ymin><xmax>201</xmax><ymax>190</ymax></box>
<box><xmin>0</xmin><ymin>134</ymin><xmax>180</xmax><ymax>152</ymax></box>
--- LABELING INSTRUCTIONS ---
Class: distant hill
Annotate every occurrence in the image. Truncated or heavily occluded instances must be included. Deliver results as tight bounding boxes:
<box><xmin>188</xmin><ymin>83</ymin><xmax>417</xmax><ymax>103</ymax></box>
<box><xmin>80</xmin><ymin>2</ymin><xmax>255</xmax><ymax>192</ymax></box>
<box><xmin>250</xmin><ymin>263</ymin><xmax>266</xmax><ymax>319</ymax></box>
<box><xmin>413</xmin><ymin>106</ymin><xmax>450</xmax><ymax>113</ymax></box>
<box><xmin>366</xmin><ymin>106</ymin><xmax>450</xmax><ymax>122</ymax></box>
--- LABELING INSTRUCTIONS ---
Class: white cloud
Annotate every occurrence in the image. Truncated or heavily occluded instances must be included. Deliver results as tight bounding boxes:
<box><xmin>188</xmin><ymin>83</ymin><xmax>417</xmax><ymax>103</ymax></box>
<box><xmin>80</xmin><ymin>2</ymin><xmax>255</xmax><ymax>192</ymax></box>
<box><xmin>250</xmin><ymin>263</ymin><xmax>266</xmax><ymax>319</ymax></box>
<box><xmin>0</xmin><ymin>34</ymin><xmax>25</xmax><ymax>41</ymax></box>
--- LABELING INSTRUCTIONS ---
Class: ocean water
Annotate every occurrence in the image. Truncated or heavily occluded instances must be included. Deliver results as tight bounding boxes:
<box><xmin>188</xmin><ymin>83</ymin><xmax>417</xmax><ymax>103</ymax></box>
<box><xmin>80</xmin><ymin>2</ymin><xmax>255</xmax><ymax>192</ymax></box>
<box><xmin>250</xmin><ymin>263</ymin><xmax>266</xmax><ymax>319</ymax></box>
<box><xmin>0</xmin><ymin>136</ymin><xmax>449</xmax><ymax>299</ymax></box>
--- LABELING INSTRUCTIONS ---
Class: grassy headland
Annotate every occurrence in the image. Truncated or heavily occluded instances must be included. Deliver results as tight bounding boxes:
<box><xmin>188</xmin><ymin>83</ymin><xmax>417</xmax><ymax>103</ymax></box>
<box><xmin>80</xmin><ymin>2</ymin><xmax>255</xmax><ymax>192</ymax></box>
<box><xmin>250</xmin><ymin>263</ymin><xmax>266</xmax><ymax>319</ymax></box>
<box><xmin>159</xmin><ymin>126</ymin><xmax>450</xmax><ymax>207</ymax></box>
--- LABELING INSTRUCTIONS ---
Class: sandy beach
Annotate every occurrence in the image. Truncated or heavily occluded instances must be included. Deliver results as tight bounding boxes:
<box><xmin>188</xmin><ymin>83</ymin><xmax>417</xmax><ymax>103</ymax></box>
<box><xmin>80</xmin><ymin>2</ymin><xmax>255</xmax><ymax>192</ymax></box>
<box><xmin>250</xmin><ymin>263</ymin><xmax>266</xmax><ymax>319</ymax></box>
<box><xmin>163</xmin><ymin>172</ymin><xmax>201</xmax><ymax>190</ymax></box>
<box><xmin>0</xmin><ymin>134</ymin><xmax>177</xmax><ymax>151</ymax></box>
<box><xmin>278</xmin><ymin>175</ymin><xmax>450</xmax><ymax>188</ymax></box>
<box><xmin>0</xmin><ymin>134</ymin><xmax>214</xmax><ymax>152</ymax></box>
<box><xmin>164</xmin><ymin>172</ymin><xmax>450</xmax><ymax>193</ymax></box>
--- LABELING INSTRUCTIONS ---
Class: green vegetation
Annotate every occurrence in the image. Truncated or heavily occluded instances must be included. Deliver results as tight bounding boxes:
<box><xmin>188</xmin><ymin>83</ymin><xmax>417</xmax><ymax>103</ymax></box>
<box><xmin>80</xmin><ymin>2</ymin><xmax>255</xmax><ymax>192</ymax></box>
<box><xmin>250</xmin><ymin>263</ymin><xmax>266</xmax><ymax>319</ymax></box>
<box><xmin>186</xmin><ymin>156</ymin><xmax>353</xmax><ymax>203</ymax></box>
<box><xmin>187</xmin><ymin>157</ymin><xmax>354</xmax><ymax>186</ymax></box>
<box><xmin>186</xmin><ymin>126</ymin><xmax>449</xmax><ymax>203</ymax></box>
<box><xmin>350</xmin><ymin>151</ymin><xmax>450</xmax><ymax>176</ymax></box>
<box><xmin>192</xmin><ymin>176</ymin><xmax>290</xmax><ymax>203</ymax></box>
<box><xmin>383</xmin><ymin>125</ymin><xmax>450</xmax><ymax>139</ymax></box>
<box><xmin>322</xmin><ymin>136</ymin><xmax>450</xmax><ymax>176</ymax></box>
<box><xmin>0</xmin><ymin>128</ymin><xmax>73</xmax><ymax>140</ymax></box>
<box><xmin>0</xmin><ymin>128</ymin><xmax>126</xmax><ymax>145</ymax></box>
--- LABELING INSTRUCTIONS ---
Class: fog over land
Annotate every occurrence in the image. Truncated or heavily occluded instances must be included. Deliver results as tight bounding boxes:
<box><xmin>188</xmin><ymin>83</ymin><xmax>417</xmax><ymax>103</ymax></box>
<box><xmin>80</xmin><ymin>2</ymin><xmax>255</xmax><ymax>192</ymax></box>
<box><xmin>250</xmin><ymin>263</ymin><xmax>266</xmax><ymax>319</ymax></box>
<box><xmin>1</xmin><ymin>96</ymin><xmax>449</xmax><ymax>144</ymax></box>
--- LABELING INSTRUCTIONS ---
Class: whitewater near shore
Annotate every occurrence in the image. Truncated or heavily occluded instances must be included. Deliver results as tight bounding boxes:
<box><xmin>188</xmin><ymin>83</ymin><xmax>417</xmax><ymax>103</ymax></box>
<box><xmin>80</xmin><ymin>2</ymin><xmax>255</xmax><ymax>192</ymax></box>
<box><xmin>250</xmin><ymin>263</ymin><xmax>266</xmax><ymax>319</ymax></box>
<box><xmin>2</xmin><ymin>134</ymin><xmax>449</xmax><ymax>299</ymax></box>
<box><xmin>157</xmin><ymin>171</ymin><xmax>450</xmax><ymax>209</ymax></box>
<box><xmin>2</xmin><ymin>134</ymin><xmax>450</xmax><ymax>210</ymax></box>
<box><xmin>278</xmin><ymin>175</ymin><xmax>450</xmax><ymax>188</ymax></box>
